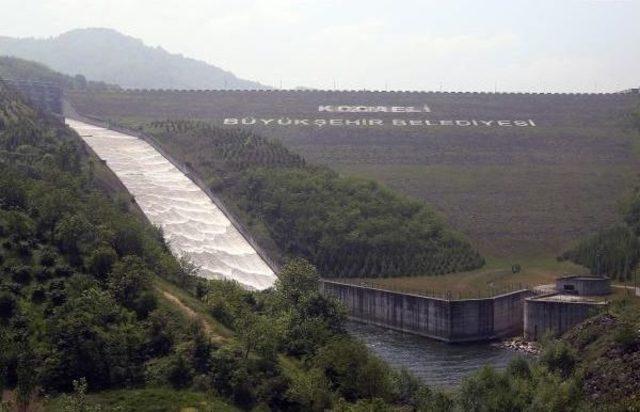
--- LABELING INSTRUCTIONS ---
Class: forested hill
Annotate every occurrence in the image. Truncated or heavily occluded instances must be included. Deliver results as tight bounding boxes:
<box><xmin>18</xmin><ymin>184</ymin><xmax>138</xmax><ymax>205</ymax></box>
<box><xmin>120</xmin><ymin>120</ymin><xmax>484</xmax><ymax>278</ymax></box>
<box><xmin>0</xmin><ymin>80</ymin><xmax>238</xmax><ymax>409</ymax></box>
<box><xmin>0</xmin><ymin>28</ymin><xmax>269</xmax><ymax>90</ymax></box>
<box><xmin>0</xmin><ymin>56</ymin><xmax>118</xmax><ymax>90</ymax></box>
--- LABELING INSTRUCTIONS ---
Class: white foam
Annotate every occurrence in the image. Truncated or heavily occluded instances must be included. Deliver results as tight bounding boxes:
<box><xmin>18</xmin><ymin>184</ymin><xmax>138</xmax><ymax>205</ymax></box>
<box><xmin>66</xmin><ymin>119</ymin><xmax>277</xmax><ymax>290</ymax></box>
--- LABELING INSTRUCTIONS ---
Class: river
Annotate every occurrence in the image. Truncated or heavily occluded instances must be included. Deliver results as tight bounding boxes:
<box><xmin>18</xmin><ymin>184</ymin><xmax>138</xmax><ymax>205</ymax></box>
<box><xmin>347</xmin><ymin>322</ymin><xmax>525</xmax><ymax>387</ymax></box>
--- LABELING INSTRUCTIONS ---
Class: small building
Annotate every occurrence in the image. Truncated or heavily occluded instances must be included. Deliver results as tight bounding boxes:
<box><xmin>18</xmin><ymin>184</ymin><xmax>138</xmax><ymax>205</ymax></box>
<box><xmin>555</xmin><ymin>275</ymin><xmax>611</xmax><ymax>296</ymax></box>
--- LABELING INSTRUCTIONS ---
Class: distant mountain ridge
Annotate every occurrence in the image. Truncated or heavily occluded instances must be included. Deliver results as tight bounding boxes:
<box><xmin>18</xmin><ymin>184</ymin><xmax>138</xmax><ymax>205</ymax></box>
<box><xmin>0</xmin><ymin>28</ymin><xmax>270</xmax><ymax>90</ymax></box>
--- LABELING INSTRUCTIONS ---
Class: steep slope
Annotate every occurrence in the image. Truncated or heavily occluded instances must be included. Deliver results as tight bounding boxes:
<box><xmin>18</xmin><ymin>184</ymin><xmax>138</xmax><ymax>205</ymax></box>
<box><xmin>0</xmin><ymin>28</ymin><xmax>269</xmax><ymax>90</ymax></box>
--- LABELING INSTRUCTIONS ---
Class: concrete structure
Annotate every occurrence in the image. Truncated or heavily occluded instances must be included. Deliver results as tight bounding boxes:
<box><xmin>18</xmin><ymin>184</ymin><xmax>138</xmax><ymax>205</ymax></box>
<box><xmin>319</xmin><ymin>280</ymin><xmax>533</xmax><ymax>343</ymax></box>
<box><xmin>555</xmin><ymin>275</ymin><xmax>611</xmax><ymax>296</ymax></box>
<box><xmin>524</xmin><ymin>294</ymin><xmax>607</xmax><ymax>340</ymax></box>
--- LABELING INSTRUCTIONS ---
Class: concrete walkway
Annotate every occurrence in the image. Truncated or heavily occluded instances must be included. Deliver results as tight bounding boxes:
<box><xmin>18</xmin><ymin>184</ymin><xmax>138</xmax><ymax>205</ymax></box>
<box><xmin>612</xmin><ymin>284</ymin><xmax>640</xmax><ymax>297</ymax></box>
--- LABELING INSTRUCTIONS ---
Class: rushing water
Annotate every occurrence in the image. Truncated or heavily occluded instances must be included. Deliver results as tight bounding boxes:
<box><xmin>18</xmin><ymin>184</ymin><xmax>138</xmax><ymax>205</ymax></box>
<box><xmin>347</xmin><ymin>322</ymin><xmax>525</xmax><ymax>388</ymax></box>
<box><xmin>66</xmin><ymin>119</ymin><xmax>277</xmax><ymax>290</ymax></box>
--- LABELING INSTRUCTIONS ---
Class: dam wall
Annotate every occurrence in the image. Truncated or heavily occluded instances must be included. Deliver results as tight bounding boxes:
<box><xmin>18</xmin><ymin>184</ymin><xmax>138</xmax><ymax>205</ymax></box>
<box><xmin>320</xmin><ymin>280</ymin><xmax>533</xmax><ymax>342</ymax></box>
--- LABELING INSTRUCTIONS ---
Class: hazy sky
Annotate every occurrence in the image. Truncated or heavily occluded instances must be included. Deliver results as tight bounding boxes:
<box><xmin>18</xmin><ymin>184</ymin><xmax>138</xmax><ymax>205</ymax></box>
<box><xmin>2</xmin><ymin>0</ymin><xmax>639</xmax><ymax>92</ymax></box>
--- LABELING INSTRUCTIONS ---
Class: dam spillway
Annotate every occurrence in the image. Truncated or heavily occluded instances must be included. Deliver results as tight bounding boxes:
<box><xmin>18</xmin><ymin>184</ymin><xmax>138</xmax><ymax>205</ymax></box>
<box><xmin>66</xmin><ymin>119</ymin><xmax>277</xmax><ymax>290</ymax></box>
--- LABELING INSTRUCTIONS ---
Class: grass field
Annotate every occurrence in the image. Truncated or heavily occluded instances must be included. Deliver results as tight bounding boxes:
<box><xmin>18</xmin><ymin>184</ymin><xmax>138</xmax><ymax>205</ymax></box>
<box><xmin>336</xmin><ymin>257</ymin><xmax>587</xmax><ymax>298</ymax></box>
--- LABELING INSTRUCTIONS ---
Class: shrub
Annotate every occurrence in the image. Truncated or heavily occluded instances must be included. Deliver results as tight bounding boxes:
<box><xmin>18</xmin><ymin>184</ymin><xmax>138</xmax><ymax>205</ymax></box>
<box><xmin>38</xmin><ymin>246</ymin><xmax>57</xmax><ymax>267</ymax></box>
<box><xmin>11</xmin><ymin>265</ymin><xmax>32</xmax><ymax>285</ymax></box>
<box><xmin>540</xmin><ymin>340</ymin><xmax>577</xmax><ymax>379</ymax></box>
<box><xmin>0</xmin><ymin>293</ymin><xmax>16</xmax><ymax>320</ymax></box>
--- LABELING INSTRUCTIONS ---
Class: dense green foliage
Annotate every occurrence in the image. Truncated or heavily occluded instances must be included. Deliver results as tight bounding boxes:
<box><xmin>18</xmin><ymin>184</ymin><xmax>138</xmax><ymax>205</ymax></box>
<box><xmin>137</xmin><ymin>120</ymin><xmax>484</xmax><ymax>278</ymax></box>
<box><xmin>0</xmin><ymin>80</ymin><xmax>205</xmax><ymax>404</ymax></box>
<box><xmin>193</xmin><ymin>258</ymin><xmax>454</xmax><ymax>411</ymax></box>
<box><xmin>559</xmin><ymin>224</ymin><xmax>640</xmax><ymax>280</ymax></box>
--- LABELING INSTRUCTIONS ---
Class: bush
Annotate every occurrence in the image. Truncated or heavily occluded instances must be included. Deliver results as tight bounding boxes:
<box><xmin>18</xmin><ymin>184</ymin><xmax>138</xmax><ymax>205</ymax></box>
<box><xmin>86</xmin><ymin>246</ymin><xmax>117</xmax><ymax>280</ymax></box>
<box><xmin>613</xmin><ymin>322</ymin><xmax>637</xmax><ymax>350</ymax></box>
<box><xmin>540</xmin><ymin>340</ymin><xmax>577</xmax><ymax>379</ymax></box>
<box><xmin>11</xmin><ymin>265</ymin><xmax>32</xmax><ymax>285</ymax></box>
<box><xmin>0</xmin><ymin>293</ymin><xmax>16</xmax><ymax>320</ymax></box>
<box><xmin>313</xmin><ymin>337</ymin><xmax>393</xmax><ymax>402</ymax></box>
<box><xmin>38</xmin><ymin>246</ymin><xmax>57</xmax><ymax>267</ymax></box>
<box><xmin>167</xmin><ymin>354</ymin><xmax>193</xmax><ymax>390</ymax></box>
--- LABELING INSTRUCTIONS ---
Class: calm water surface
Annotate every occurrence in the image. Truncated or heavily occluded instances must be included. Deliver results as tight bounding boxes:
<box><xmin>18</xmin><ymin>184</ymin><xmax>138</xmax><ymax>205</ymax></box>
<box><xmin>347</xmin><ymin>321</ymin><xmax>526</xmax><ymax>388</ymax></box>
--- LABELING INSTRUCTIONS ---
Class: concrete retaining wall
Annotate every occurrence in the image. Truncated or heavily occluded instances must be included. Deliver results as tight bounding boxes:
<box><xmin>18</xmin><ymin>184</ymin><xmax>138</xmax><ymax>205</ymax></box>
<box><xmin>524</xmin><ymin>295</ymin><xmax>607</xmax><ymax>340</ymax></box>
<box><xmin>320</xmin><ymin>280</ymin><xmax>533</xmax><ymax>342</ymax></box>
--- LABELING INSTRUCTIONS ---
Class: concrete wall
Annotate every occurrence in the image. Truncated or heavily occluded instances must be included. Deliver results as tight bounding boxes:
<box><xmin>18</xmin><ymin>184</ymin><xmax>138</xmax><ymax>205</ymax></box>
<box><xmin>320</xmin><ymin>280</ymin><xmax>532</xmax><ymax>342</ymax></box>
<box><xmin>524</xmin><ymin>296</ymin><xmax>607</xmax><ymax>340</ymax></box>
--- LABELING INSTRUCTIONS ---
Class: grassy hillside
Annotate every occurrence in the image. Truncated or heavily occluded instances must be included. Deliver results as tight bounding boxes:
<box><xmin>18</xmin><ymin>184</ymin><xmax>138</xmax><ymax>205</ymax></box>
<box><xmin>67</xmin><ymin>89</ymin><xmax>640</xmax><ymax>262</ymax></box>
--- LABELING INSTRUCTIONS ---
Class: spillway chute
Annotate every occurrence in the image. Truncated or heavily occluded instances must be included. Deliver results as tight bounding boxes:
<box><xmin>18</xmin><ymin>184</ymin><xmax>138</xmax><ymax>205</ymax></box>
<box><xmin>66</xmin><ymin>119</ymin><xmax>277</xmax><ymax>291</ymax></box>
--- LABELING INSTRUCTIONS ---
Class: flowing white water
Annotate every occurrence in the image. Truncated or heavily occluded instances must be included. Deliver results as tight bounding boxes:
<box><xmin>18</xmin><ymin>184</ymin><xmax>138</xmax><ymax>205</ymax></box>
<box><xmin>66</xmin><ymin>119</ymin><xmax>277</xmax><ymax>290</ymax></box>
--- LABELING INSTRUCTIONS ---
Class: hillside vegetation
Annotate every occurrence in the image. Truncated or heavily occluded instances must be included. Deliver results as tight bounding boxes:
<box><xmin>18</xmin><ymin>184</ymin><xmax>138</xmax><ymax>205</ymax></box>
<box><xmin>121</xmin><ymin>120</ymin><xmax>484</xmax><ymax>278</ymax></box>
<box><xmin>0</xmin><ymin>80</ymin><xmax>241</xmax><ymax>409</ymax></box>
<box><xmin>450</xmin><ymin>297</ymin><xmax>640</xmax><ymax>411</ymax></box>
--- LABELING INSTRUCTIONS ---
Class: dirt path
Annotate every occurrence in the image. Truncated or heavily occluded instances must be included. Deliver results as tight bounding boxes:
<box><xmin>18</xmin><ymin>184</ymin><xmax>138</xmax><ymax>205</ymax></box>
<box><xmin>155</xmin><ymin>286</ymin><xmax>227</xmax><ymax>343</ymax></box>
